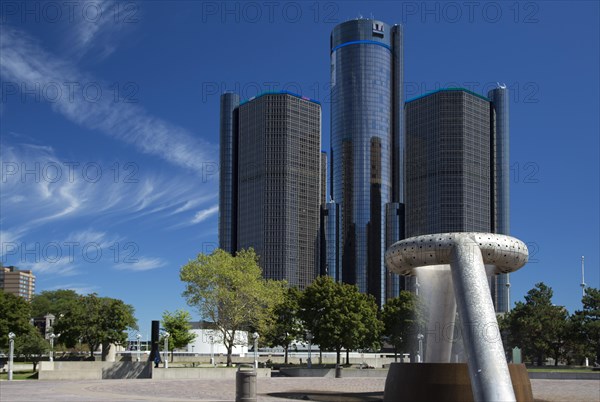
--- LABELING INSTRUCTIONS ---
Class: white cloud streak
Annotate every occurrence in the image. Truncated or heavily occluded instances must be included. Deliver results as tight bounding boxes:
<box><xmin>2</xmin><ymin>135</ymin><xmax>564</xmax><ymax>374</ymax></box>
<box><xmin>191</xmin><ymin>205</ymin><xmax>219</xmax><ymax>224</ymax></box>
<box><xmin>0</xmin><ymin>25</ymin><xmax>217</xmax><ymax>176</ymax></box>
<box><xmin>114</xmin><ymin>257</ymin><xmax>167</xmax><ymax>271</ymax></box>
<box><xmin>1</xmin><ymin>142</ymin><xmax>215</xmax><ymax>226</ymax></box>
<box><xmin>47</xmin><ymin>283</ymin><xmax>99</xmax><ymax>295</ymax></box>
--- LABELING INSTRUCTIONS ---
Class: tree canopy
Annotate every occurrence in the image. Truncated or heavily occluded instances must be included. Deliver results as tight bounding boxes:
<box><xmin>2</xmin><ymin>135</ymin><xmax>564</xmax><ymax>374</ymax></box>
<box><xmin>180</xmin><ymin>248</ymin><xmax>285</xmax><ymax>366</ymax></box>
<box><xmin>261</xmin><ymin>286</ymin><xmax>304</xmax><ymax>364</ymax></box>
<box><xmin>299</xmin><ymin>275</ymin><xmax>382</xmax><ymax>365</ymax></box>
<box><xmin>500</xmin><ymin>282</ymin><xmax>569</xmax><ymax>365</ymax></box>
<box><xmin>161</xmin><ymin>309</ymin><xmax>197</xmax><ymax>361</ymax></box>
<box><xmin>381</xmin><ymin>291</ymin><xmax>426</xmax><ymax>361</ymax></box>
<box><xmin>14</xmin><ymin>325</ymin><xmax>49</xmax><ymax>371</ymax></box>
<box><xmin>30</xmin><ymin>289</ymin><xmax>80</xmax><ymax>319</ymax></box>
<box><xmin>570</xmin><ymin>287</ymin><xmax>600</xmax><ymax>365</ymax></box>
<box><xmin>54</xmin><ymin>293</ymin><xmax>137</xmax><ymax>359</ymax></box>
<box><xmin>0</xmin><ymin>290</ymin><xmax>32</xmax><ymax>349</ymax></box>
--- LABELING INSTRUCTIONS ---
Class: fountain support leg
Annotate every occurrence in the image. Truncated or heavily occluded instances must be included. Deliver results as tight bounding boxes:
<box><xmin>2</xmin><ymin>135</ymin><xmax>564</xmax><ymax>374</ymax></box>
<box><xmin>450</xmin><ymin>236</ymin><xmax>515</xmax><ymax>402</ymax></box>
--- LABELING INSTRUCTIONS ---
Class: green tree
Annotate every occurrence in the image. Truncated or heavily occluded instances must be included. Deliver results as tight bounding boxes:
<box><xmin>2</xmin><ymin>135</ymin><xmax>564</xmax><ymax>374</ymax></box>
<box><xmin>572</xmin><ymin>287</ymin><xmax>600</xmax><ymax>365</ymax></box>
<box><xmin>299</xmin><ymin>276</ymin><xmax>383</xmax><ymax>365</ymax></box>
<box><xmin>262</xmin><ymin>287</ymin><xmax>303</xmax><ymax>364</ymax></box>
<box><xmin>563</xmin><ymin>313</ymin><xmax>589</xmax><ymax>365</ymax></box>
<box><xmin>381</xmin><ymin>291</ymin><xmax>426</xmax><ymax>362</ymax></box>
<box><xmin>161</xmin><ymin>309</ymin><xmax>197</xmax><ymax>362</ymax></box>
<box><xmin>14</xmin><ymin>325</ymin><xmax>49</xmax><ymax>371</ymax></box>
<box><xmin>180</xmin><ymin>248</ymin><xmax>285</xmax><ymax>366</ymax></box>
<box><xmin>501</xmin><ymin>283</ymin><xmax>568</xmax><ymax>366</ymax></box>
<box><xmin>0</xmin><ymin>290</ymin><xmax>32</xmax><ymax>349</ymax></box>
<box><xmin>30</xmin><ymin>289</ymin><xmax>80</xmax><ymax>319</ymax></box>
<box><xmin>54</xmin><ymin>293</ymin><xmax>137</xmax><ymax>360</ymax></box>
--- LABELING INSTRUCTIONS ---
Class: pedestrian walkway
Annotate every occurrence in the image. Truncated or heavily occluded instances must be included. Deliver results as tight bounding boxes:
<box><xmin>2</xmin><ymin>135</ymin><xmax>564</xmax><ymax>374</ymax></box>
<box><xmin>1</xmin><ymin>377</ymin><xmax>598</xmax><ymax>401</ymax></box>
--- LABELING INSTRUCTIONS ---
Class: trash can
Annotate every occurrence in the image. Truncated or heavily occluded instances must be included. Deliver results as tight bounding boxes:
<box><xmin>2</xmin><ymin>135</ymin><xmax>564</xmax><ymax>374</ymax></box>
<box><xmin>335</xmin><ymin>364</ymin><xmax>342</xmax><ymax>378</ymax></box>
<box><xmin>236</xmin><ymin>364</ymin><xmax>256</xmax><ymax>402</ymax></box>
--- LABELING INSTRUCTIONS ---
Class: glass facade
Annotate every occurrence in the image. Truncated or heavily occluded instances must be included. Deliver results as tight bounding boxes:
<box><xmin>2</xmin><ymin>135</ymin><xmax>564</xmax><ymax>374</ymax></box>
<box><xmin>320</xmin><ymin>201</ymin><xmax>340</xmax><ymax>281</ymax></box>
<box><xmin>330</xmin><ymin>19</ymin><xmax>404</xmax><ymax>306</ymax></box>
<box><xmin>405</xmin><ymin>89</ymin><xmax>492</xmax><ymax>236</ymax></box>
<box><xmin>321</xmin><ymin>151</ymin><xmax>327</xmax><ymax>205</ymax></box>
<box><xmin>489</xmin><ymin>86</ymin><xmax>510</xmax><ymax>312</ymax></box>
<box><xmin>405</xmin><ymin>88</ymin><xmax>511</xmax><ymax>312</ymax></box>
<box><xmin>385</xmin><ymin>202</ymin><xmax>404</xmax><ymax>299</ymax></box>
<box><xmin>237</xmin><ymin>93</ymin><xmax>321</xmax><ymax>289</ymax></box>
<box><xmin>219</xmin><ymin>92</ymin><xmax>239</xmax><ymax>253</ymax></box>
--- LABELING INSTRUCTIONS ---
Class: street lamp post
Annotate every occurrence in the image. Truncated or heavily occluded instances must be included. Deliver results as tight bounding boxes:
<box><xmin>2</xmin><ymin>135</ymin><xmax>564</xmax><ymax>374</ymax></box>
<box><xmin>417</xmin><ymin>333</ymin><xmax>424</xmax><ymax>363</ymax></box>
<box><xmin>306</xmin><ymin>332</ymin><xmax>313</xmax><ymax>368</ymax></box>
<box><xmin>136</xmin><ymin>333</ymin><xmax>142</xmax><ymax>362</ymax></box>
<box><xmin>163</xmin><ymin>332</ymin><xmax>170</xmax><ymax>369</ymax></box>
<box><xmin>252</xmin><ymin>332</ymin><xmax>259</xmax><ymax>370</ymax></box>
<box><xmin>209</xmin><ymin>335</ymin><xmax>214</xmax><ymax>366</ymax></box>
<box><xmin>8</xmin><ymin>332</ymin><xmax>15</xmax><ymax>381</ymax></box>
<box><xmin>49</xmin><ymin>333</ymin><xmax>56</xmax><ymax>362</ymax></box>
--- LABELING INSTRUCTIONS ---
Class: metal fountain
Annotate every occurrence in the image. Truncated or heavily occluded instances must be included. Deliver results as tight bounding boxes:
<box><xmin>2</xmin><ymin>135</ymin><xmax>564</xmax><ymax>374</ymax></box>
<box><xmin>385</xmin><ymin>232</ymin><xmax>529</xmax><ymax>402</ymax></box>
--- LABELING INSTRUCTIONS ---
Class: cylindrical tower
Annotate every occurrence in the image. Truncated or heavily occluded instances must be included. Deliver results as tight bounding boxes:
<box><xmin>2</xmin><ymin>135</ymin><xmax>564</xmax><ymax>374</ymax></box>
<box><xmin>219</xmin><ymin>92</ymin><xmax>240</xmax><ymax>253</ymax></box>
<box><xmin>330</xmin><ymin>19</ymin><xmax>403</xmax><ymax>305</ymax></box>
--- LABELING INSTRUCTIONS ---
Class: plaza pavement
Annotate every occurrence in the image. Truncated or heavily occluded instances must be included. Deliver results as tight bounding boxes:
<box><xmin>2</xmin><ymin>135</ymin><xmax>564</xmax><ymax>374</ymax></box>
<box><xmin>1</xmin><ymin>377</ymin><xmax>599</xmax><ymax>401</ymax></box>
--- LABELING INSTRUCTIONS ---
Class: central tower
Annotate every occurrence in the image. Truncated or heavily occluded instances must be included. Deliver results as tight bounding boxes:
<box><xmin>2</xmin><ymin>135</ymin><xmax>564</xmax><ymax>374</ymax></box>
<box><xmin>330</xmin><ymin>19</ymin><xmax>404</xmax><ymax>306</ymax></box>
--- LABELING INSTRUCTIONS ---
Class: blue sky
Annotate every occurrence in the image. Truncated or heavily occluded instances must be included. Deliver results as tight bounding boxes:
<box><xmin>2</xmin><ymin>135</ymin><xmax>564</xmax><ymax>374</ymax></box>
<box><xmin>1</xmin><ymin>1</ymin><xmax>598</xmax><ymax>338</ymax></box>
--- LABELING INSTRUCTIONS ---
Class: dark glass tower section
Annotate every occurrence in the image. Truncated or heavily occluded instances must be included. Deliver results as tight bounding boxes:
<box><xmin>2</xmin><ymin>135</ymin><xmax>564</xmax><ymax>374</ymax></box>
<box><xmin>320</xmin><ymin>201</ymin><xmax>340</xmax><ymax>280</ymax></box>
<box><xmin>321</xmin><ymin>152</ymin><xmax>327</xmax><ymax>205</ymax></box>
<box><xmin>330</xmin><ymin>19</ymin><xmax>404</xmax><ymax>306</ymax></box>
<box><xmin>236</xmin><ymin>93</ymin><xmax>321</xmax><ymax>289</ymax></box>
<box><xmin>405</xmin><ymin>87</ymin><xmax>511</xmax><ymax>312</ymax></box>
<box><xmin>489</xmin><ymin>86</ymin><xmax>510</xmax><ymax>312</ymax></box>
<box><xmin>219</xmin><ymin>93</ymin><xmax>240</xmax><ymax>253</ymax></box>
<box><xmin>405</xmin><ymin>89</ymin><xmax>492</xmax><ymax>236</ymax></box>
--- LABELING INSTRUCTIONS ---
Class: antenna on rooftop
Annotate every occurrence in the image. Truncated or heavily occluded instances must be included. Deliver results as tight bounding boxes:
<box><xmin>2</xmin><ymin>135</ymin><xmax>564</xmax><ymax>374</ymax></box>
<box><xmin>580</xmin><ymin>256</ymin><xmax>586</xmax><ymax>297</ymax></box>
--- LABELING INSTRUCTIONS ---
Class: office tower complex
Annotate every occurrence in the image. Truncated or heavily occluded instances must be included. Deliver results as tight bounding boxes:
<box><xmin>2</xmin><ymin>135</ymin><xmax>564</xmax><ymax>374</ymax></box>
<box><xmin>219</xmin><ymin>91</ymin><xmax>322</xmax><ymax>289</ymax></box>
<box><xmin>405</xmin><ymin>86</ymin><xmax>511</xmax><ymax>312</ymax></box>
<box><xmin>0</xmin><ymin>265</ymin><xmax>36</xmax><ymax>301</ymax></box>
<box><xmin>330</xmin><ymin>19</ymin><xmax>404</xmax><ymax>305</ymax></box>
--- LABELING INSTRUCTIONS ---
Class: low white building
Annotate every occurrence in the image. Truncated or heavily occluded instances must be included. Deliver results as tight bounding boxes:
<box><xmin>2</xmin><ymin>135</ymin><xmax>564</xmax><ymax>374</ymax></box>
<box><xmin>184</xmin><ymin>322</ymin><xmax>248</xmax><ymax>356</ymax></box>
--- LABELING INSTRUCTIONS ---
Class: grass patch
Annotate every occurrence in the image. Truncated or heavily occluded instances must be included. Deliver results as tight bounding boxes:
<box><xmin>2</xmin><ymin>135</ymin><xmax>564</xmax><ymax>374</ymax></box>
<box><xmin>0</xmin><ymin>370</ymin><xmax>38</xmax><ymax>380</ymax></box>
<box><xmin>527</xmin><ymin>367</ymin><xmax>596</xmax><ymax>373</ymax></box>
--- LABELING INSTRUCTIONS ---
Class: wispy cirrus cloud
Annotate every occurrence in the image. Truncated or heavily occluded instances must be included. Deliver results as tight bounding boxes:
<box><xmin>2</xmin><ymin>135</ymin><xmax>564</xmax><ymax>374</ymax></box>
<box><xmin>114</xmin><ymin>257</ymin><xmax>167</xmax><ymax>272</ymax></box>
<box><xmin>0</xmin><ymin>141</ymin><xmax>218</xmax><ymax>253</ymax></box>
<box><xmin>191</xmin><ymin>205</ymin><xmax>219</xmax><ymax>224</ymax></box>
<box><xmin>47</xmin><ymin>283</ymin><xmax>99</xmax><ymax>295</ymax></box>
<box><xmin>19</xmin><ymin>258</ymin><xmax>78</xmax><ymax>276</ymax></box>
<box><xmin>66</xmin><ymin>0</ymin><xmax>120</xmax><ymax>60</ymax></box>
<box><xmin>0</xmin><ymin>25</ymin><xmax>217</xmax><ymax>177</ymax></box>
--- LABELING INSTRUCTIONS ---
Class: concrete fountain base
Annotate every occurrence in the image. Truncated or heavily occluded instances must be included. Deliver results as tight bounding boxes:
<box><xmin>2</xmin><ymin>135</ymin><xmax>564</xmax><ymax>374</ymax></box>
<box><xmin>383</xmin><ymin>363</ymin><xmax>533</xmax><ymax>402</ymax></box>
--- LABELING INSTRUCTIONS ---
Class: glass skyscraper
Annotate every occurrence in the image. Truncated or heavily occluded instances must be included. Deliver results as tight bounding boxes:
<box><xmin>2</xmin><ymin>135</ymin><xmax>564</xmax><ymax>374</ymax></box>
<box><xmin>219</xmin><ymin>91</ymin><xmax>322</xmax><ymax>289</ymax></box>
<box><xmin>330</xmin><ymin>19</ymin><xmax>404</xmax><ymax>306</ymax></box>
<box><xmin>405</xmin><ymin>87</ymin><xmax>511</xmax><ymax>312</ymax></box>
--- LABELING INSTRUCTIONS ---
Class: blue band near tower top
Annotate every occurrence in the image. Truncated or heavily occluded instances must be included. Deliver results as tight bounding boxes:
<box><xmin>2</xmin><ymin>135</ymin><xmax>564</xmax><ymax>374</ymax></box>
<box><xmin>331</xmin><ymin>40</ymin><xmax>391</xmax><ymax>53</ymax></box>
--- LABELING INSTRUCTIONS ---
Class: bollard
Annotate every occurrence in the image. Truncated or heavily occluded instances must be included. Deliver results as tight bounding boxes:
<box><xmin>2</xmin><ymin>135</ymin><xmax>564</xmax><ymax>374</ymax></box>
<box><xmin>236</xmin><ymin>364</ymin><xmax>256</xmax><ymax>402</ymax></box>
<box><xmin>335</xmin><ymin>364</ymin><xmax>342</xmax><ymax>378</ymax></box>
